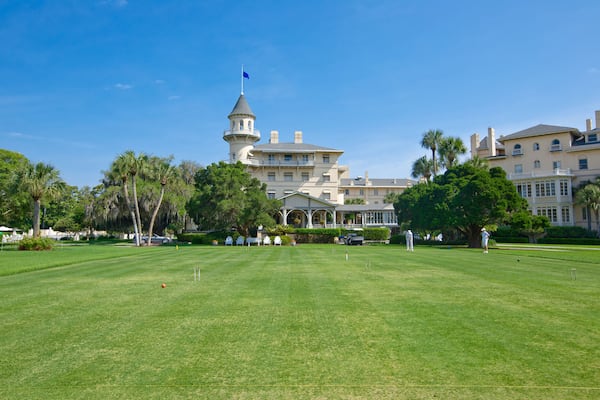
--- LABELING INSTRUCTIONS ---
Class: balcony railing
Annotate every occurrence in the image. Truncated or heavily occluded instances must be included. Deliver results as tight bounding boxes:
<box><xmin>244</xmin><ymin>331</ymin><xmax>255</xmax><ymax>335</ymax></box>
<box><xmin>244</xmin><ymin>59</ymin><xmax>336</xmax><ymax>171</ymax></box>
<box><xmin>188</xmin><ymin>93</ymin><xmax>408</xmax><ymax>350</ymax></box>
<box><xmin>508</xmin><ymin>168</ymin><xmax>572</xmax><ymax>180</ymax></box>
<box><xmin>550</xmin><ymin>144</ymin><xmax>562</xmax><ymax>152</ymax></box>
<box><xmin>223</xmin><ymin>129</ymin><xmax>261</xmax><ymax>139</ymax></box>
<box><xmin>245</xmin><ymin>159</ymin><xmax>315</xmax><ymax>167</ymax></box>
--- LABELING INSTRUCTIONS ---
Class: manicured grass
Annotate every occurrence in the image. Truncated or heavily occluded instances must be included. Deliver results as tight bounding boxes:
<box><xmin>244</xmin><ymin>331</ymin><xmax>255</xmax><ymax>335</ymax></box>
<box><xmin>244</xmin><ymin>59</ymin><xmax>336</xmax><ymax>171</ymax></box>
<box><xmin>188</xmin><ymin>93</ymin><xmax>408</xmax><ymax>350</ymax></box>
<box><xmin>0</xmin><ymin>244</ymin><xmax>599</xmax><ymax>399</ymax></box>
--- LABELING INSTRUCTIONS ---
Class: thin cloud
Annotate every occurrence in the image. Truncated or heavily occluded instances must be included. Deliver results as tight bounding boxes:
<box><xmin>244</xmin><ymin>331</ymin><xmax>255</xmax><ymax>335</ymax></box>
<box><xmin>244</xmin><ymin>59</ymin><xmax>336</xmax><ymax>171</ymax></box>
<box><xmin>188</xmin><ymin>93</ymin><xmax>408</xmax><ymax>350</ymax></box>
<box><xmin>114</xmin><ymin>83</ymin><xmax>133</xmax><ymax>90</ymax></box>
<box><xmin>588</xmin><ymin>67</ymin><xmax>599</xmax><ymax>74</ymax></box>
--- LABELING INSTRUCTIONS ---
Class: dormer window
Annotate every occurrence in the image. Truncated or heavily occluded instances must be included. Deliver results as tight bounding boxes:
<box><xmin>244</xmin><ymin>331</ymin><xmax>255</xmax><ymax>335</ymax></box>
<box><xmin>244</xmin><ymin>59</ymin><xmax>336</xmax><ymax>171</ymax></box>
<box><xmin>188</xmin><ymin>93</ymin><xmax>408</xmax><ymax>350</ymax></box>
<box><xmin>512</xmin><ymin>144</ymin><xmax>523</xmax><ymax>156</ymax></box>
<box><xmin>588</xmin><ymin>133</ymin><xmax>598</xmax><ymax>143</ymax></box>
<box><xmin>551</xmin><ymin>139</ymin><xmax>561</xmax><ymax>151</ymax></box>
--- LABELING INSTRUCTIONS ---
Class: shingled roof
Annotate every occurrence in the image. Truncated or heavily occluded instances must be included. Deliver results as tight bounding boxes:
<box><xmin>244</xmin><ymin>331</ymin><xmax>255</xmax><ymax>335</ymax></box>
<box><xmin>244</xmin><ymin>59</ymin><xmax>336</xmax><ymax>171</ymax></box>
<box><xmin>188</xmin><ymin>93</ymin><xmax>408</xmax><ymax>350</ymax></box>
<box><xmin>228</xmin><ymin>94</ymin><xmax>255</xmax><ymax>118</ymax></box>
<box><xmin>498</xmin><ymin>124</ymin><xmax>579</xmax><ymax>142</ymax></box>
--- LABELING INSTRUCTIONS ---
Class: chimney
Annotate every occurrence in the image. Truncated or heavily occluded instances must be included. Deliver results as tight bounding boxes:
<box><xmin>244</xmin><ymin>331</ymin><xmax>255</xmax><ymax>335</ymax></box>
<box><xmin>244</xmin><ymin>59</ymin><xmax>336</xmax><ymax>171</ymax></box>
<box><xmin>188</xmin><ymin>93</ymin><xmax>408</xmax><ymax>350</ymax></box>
<box><xmin>269</xmin><ymin>130</ymin><xmax>279</xmax><ymax>144</ymax></box>
<box><xmin>365</xmin><ymin>171</ymin><xmax>371</xmax><ymax>186</ymax></box>
<box><xmin>586</xmin><ymin>119</ymin><xmax>593</xmax><ymax>131</ymax></box>
<box><xmin>487</xmin><ymin>127</ymin><xmax>496</xmax><ymax>157</ymax></box>
<box><xmin>294</xmin><ymin>130</ymin><xmax>303</xmax><ymax>144</ymax></box>
<box><xmin>596</xmin><ymin>110</ymin><xmax>600</xmax><ymax>129</ymax></box>
<box><xmin>470</xmin><ymin>133</ymin><xmax>480</xmax><ymax>158</ymax></box>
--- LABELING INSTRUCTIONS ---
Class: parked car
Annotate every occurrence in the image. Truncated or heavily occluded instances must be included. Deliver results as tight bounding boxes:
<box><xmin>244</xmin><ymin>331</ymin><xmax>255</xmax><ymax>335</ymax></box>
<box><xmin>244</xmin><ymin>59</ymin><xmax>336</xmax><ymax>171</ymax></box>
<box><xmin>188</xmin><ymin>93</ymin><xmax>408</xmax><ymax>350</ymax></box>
<box><xmin>345</xmin><ymin>233</ymin><xmax>364</xmax><ymax>245</ymax></box>
<box><xmin>133</xmin><ymin>234</ymin><xmax>173</xmax><ymax>245</ymax></box>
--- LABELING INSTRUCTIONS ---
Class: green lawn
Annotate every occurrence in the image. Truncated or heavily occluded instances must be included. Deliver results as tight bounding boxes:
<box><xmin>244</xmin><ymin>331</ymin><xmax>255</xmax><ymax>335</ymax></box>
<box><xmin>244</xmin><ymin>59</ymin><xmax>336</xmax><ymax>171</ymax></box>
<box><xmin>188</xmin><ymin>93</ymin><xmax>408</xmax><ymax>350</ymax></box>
<box><xmin>1</xmin><ymin>243</ymin><xmax>599</xmax><ymax>399</ymax></box>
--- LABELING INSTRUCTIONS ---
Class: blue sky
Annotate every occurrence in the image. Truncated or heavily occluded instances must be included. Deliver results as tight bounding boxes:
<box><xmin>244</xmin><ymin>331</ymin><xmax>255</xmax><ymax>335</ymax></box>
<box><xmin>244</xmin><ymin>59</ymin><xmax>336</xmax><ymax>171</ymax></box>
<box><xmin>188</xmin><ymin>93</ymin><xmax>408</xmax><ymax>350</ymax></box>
<box><xmin>2</xmin><ymin>0</ymin><xmax>600</xmax><ymax>187</ymax></box>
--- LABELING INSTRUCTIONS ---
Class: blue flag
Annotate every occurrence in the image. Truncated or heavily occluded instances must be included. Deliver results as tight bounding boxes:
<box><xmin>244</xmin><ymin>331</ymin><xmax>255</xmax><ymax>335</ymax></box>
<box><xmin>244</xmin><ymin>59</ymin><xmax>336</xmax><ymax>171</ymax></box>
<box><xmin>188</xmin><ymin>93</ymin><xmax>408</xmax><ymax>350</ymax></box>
<box><xmin>243</xmin><ymin>71</ymin><xmax>250</xmax><ymax>79</ymax></box>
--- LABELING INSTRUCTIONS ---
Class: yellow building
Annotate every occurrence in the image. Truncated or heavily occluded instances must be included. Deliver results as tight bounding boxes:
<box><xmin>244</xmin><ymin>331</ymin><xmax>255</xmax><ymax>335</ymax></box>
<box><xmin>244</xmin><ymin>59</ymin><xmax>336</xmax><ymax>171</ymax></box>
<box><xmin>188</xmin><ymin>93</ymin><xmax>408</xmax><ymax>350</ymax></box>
<box><xmin>223</xmin><ymin>93</ymin><xmax>414</xmax><ymax>228</ymax></box>
<box><xmin>471</xmin><ymin>111</ymin><xmax>600</xmax><ymax>227</ymax></box>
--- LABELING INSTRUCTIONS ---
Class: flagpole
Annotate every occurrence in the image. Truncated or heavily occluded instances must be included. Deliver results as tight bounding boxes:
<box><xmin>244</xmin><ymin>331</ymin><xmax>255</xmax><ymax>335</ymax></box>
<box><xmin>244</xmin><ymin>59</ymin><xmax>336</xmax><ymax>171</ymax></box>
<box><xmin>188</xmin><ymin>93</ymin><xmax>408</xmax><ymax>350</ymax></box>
<box><xmin>241</xmin><ymin>64</ymin><xmax>244</xmax><ymax>95</ymax></box>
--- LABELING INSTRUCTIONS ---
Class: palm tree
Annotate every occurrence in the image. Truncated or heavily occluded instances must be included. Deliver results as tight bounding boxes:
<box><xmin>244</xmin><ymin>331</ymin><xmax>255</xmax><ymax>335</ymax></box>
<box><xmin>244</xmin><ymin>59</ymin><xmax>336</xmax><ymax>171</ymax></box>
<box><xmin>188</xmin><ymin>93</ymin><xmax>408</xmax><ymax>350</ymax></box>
<box><xmin>126</xmin><ymin>152</ymin><xmax>148</xmax><ymax>243</ymax></box>
<box><xmin>18</xmin><ymin>162</ymin><xmax>65</xmax><ymax>237</ymax></box>
<box><xmin>110</xmin><ymin>151</ymin><xmax>141</xmax><ymax>245</ymax></box>
<box><xmin>575</xmin><ymin>183</ymin><xmax>600</xmax><ymax>236</ymax></box>
<box><xmin>439</xmin><ymin>136</ymin><xmax>467</xmax><ymax>169</ymax></box>
<box><xmin>411</xmin><ymin>156</ymin><xmax>434</xmax><ymax>183</ymax></box>
<box><xmin>147</xmin><ymin>158</ymin><xmax>176</xmax><ymax>245</ymax></box>
<box><xmin>464</xmin><ymin>156</ymin><xmax>489</xmax><ymax>170</ymax></box>
<box><xmin>420</xmin><ymin>129</ymin><xmax>444</xmax><ymax>176</ymax></box>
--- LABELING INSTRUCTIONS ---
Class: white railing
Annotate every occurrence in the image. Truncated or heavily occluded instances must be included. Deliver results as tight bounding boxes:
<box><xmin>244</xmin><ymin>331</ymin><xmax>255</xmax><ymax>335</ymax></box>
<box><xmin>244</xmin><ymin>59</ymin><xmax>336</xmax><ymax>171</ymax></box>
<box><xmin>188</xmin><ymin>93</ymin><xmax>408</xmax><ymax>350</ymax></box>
<box><xmin>508</xmin><ymin>168</ymin><xmax>572</xmax><ymax>179</ymax></box>
<box><xmin>223</xmin><ymin>129</ymin><xmax>261</xmax><ymax>139</ymax></box>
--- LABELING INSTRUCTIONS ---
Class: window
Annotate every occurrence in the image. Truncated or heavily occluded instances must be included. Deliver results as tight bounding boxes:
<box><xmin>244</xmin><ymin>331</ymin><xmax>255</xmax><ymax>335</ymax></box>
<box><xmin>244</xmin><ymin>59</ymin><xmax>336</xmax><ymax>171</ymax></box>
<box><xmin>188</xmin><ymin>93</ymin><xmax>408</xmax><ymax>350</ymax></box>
<box><xmin>553</xmin><ymin>161</ymin><xmax>561</xmax><ymax>170</ymax></box>
<box><xmin>516</xmin><ymin>183</ymin><xmax>531</xmax><ymax>198</ymax></box>
<box><xmin>267</xmin><ymin>172</ymin><xmax>276</xmax><ymax>182</ymax></box>
<box><xmin>239</xmin><ymin>120</ymin><xmax>243</xmax><ymax>130</ymax></box>
<box><xmin>534</xmin><ymin>160</ymin><xmax>541</xmax><ymax>168</ymax></box>
<box><xmin>323</xmin><ymin>154</ymin><xmax>330</xmax><ymax>163</ymax></box>
<box><xmin>302</xmin><ymin>154</ymin><xmax>309</xmax><ymax>163</ymax></box>
<box><xmin>374</xmin><ymin>189</ymin><xmax>379</xmax><ymax>196</ymax></box>
<box><xmin>588</xmin><ymin>133</ymin><xmax>598</xmax><ymax>142</ymax></box>
<box><xmin>514</xmin><ymin>164</ymin><xmax>523</xmax><ymax>174</ymax></box>
<box><xmin>301</xmin><ymin>172</ymin><xmax>309</xmax><ymax>182</ymax></box>
<box><xmin>268</xmin><ymin>154</ymin><xmax>275</xmax><ymax>164</ymax></box>
<box><xmin>359</xmin><ymin>189</ymin><xmax>364</xmax><ymax>195</ymax></box>
<box><xmin>322</xmin><ymin>174</ymin><xmax>331</xmax><ymax>182</ymax></box>
<box><xmin>537</xmin><ymin>206</ymin><xmax>558</xmax><ymax>222</ymax></box>
<box><xmin>561</xmin><ymin>206</ymin><xmax>571</xmax><ymax>223</ymax></box>
<box><xmin>550</xmin><ymin>139</ymin><xmax>561</xmax><ymax>151</ymax></box>
<box><xmin>579</xmin><ymin>158</ymin><xmax>588</xmax><ymax>170</ymax></box>
<box><xmin>284</xmin><ymin>172</ymin><xmax>293</xmax><ymax>182</ymax></box>
<box><xmin>535</xmin><ymin>180</ymin><xmax>556</xmax><ymax>197</ymax></box>
<box><xmin>248</xmin><ymin>121</ymin><xmax>252</xmax><ymax>130</ymax></box>
<box><xmin>512</xmin><ymin>144</ymin><xmax>523</xmax><ymax>156</ymax></box>
<box><xmin>533</xmin><ymin>143</ymin><xmax>540</xmax><ymax>151</ymax></box>
<box><xmin>284</xmin><ymin>154</ymin><xmax>292</xmax><ymax>162</ymax></box>
<box><xmin>322</xmin><ymin>192</ymin><xmax>331</xmax><ymax>200</ymax></box>
<box><xmin>559</xmin><ymin>179</ymin><xmax>569</xmax><ymax>196</ymax></box>
<box><xmin>267</xmin><ymin>192</ymin><xmax>276</xmax><ymax>199</ymax></box>
<box><xmin>344</xmin><ymin>189</ymin><xmax>349</xmax><ymax>195</ymax></box>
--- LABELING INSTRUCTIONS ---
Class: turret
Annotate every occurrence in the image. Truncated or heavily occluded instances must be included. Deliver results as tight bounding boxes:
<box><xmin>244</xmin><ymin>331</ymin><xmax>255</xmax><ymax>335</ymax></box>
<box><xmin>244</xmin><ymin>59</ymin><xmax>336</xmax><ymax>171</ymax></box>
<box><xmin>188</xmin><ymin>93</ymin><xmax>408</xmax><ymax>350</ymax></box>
<box><xmin>223</xmin><ymin>94</ymin><xmax>260</xmax><ymax>163</ymax></box>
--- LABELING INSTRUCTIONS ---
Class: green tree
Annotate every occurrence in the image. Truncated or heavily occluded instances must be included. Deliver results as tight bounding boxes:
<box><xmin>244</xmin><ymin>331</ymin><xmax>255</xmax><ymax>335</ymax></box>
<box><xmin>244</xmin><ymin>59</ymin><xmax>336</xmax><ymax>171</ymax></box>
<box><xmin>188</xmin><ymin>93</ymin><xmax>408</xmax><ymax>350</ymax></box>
<box><xmin>17</xmin><ymin>162</ymin><xmax>66</xmax><ymax>237</ymax></box>
<box><xmin>509</xmin><ymin>210</ymin><xmax>550</xmax><ymax>243</ymax></box>
<box><xmin>0</xmin><ymin>149</ymin><xmax>30</xmax><ymax>228</ymax></box>
<box><xmin>146</xmin><ymin>156</ymin><xmax>177</xmax><ymax>245</ymax></box>
<box><xmin>344</xmin><ymin>198</ymin><xmax>365</xmax><ymax>205</ymax></box>
<box><xmin>186</xmin><ymin>161</ymin><xmax>280</xmax><ymax>236</ymax></box>
<box><xmin>395</xmin><ymin>164</ymin><xmax>527</xmax><ymax>247</ymax></box>
<box><xmin>420</xmin><ymin>129</ymin><xmax>444</xmax><ymax>176</ymax></box>
<box><xmin>411</xmin><ymin>156</ymin><xmax>434</xmax><ymax>182</ymax></box>
<box><xmin>439</xmin><ymin>136</ymin><xmax>467</xmax><ymax>169</ymax></box>
<box><xmin>575</xmin><ymin>182</ymin><xmax>600</xmax><ymax>237</ymax></box>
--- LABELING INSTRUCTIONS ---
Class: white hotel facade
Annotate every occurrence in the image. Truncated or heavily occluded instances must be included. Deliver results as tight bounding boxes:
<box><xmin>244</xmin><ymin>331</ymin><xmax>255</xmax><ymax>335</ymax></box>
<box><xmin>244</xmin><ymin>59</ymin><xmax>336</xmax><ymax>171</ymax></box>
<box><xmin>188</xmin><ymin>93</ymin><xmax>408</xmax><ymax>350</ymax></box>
<box><xmin>223</xmin><ymin>93</ymin><xmax>415</xmax><ymax>229</ymax></box>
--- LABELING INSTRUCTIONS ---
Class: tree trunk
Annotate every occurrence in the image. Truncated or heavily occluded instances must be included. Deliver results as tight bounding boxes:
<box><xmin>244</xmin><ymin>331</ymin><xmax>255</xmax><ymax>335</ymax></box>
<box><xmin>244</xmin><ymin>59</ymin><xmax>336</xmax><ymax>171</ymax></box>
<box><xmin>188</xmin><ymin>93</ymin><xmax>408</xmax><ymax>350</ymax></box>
<box><xmin>132</xmin><ymin>175</ymin><xmax>143</xmax><ymax>244</ymax></box>
<box><xmin>33</xmin><ymin>198</ymin><xmax>41</xmax><ymax>237</ymax></box>
<box><xmin>122</xmin><ymin>179</ymin><xmax>140</xmax><ymax>246</ymax></box>
<box><xmin>147</xmin><ymin>186</ymin><xmax>165</xmax><ymax>246</ymax></box>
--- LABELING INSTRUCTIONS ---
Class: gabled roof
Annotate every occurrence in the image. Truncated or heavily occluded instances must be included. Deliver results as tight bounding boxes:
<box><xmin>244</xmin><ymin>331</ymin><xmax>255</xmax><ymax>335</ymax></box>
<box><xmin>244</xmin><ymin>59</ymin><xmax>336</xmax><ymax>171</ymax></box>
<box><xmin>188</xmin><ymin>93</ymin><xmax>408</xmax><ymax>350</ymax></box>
<box><xmin>278</xmin><ymin>191</ymin><xmax>336</xmax><ymax>208</ymax></box>
<box><xmin>498</xmin><ymin>124</ymin><xmax>579</xmax><ymax>142</ymax></box>
<box><xmin>228</xmin><ymin>94</ymin><xmax>255</xmax><ymax>118</ymax></box>
<box><xmin>477</xmin><ymin>136</ymin><xmax>505</xmax><ymax>150</ymax></box>
<box><xmin>253</xmin><ymin>142</ymin><xmax>343</xmax><ymax>153</ymax></box>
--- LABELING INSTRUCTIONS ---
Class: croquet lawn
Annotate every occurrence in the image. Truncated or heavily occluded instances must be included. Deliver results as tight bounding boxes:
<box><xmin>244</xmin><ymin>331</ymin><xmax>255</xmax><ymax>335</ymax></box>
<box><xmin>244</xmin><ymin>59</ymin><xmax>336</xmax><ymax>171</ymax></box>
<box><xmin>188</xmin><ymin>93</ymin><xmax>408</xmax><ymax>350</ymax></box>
<box><xmin>0</xmin><ymin>243</ymin><xmax>598</xmax><ymax>399</ymax></box>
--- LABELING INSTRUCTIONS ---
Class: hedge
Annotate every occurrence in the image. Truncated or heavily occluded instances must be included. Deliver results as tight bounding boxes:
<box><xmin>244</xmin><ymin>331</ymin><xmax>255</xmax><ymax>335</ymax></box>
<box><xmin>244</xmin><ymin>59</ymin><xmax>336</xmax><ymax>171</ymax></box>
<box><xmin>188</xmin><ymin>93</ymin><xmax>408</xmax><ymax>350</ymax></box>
<box><xmin>18</xmin><ymin>237</ymin><xmax>54</xmax><ymax>251</ymax></box>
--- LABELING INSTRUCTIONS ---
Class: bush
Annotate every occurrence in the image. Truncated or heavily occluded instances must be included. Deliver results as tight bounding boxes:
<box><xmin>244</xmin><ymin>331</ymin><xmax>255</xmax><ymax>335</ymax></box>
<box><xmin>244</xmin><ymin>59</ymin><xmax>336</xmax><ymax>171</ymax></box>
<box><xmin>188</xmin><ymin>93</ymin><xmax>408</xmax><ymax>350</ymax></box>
<box><xmin>294</xmin><ymin>228</ymin><xmax>342</xmax><ymax>244</ymax></box>
<box><xmin>537</xmin><ymin>237</ymin><xmax>600</xmax><ymax>245</ymax></box>
<box><xmin>177</xmin><ymin>231</ymin><xmax>230</xmax><ymax>245</ymax></box>
<box><xmin>361</xmin><ymin>227</ymin><xmax>390</xmax><ymax>241</ymax></box>
<box><xmin>18</xmin><ymin>237</ymin><xmax>54</xmax><ymax>251</ymax></box>
<box><xmin>545</xmin><ymin>226</ymin><xmax>596</xmax><ymax>238</ymax></box>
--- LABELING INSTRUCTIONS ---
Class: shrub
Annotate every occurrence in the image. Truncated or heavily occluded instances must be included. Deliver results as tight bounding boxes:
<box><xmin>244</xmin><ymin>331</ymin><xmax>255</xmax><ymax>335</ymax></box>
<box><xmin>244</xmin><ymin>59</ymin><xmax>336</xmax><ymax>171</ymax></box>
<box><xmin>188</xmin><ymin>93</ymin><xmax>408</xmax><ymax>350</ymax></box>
<box><xmin>18</xmin><ymin>237</ymin><xmax>54</xmax><ymax>251</ymax></box>
<box><xmin>545</xmin><ymin>226</ymin><xmax>596</xmax><ymax>238</ymax></box>
<box><xmin>294</xmin><ymin>228</ymin><xmax>342</xmax><ymax>244</ymax></box>
<box><xmin>361</xmin><ymin>227</ymin><xmax>390</xmax><ymax>241</ymax></box>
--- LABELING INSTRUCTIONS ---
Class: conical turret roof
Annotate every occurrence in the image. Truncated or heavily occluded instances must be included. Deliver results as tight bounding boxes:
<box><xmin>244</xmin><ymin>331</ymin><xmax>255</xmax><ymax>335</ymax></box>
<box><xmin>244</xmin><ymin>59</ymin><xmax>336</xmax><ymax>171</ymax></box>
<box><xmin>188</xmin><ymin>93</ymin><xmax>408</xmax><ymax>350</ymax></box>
<box><xmin>228</xmin><ymin>94</ymin><xmax>255</xmax><ymax>118</ymax></box>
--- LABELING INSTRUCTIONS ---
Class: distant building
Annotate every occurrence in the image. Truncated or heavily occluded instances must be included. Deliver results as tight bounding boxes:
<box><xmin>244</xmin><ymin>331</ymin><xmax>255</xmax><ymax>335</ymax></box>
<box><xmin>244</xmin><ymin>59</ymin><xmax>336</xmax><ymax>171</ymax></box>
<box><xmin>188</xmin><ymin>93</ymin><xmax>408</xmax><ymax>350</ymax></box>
<box><xmin>223</xmin><ymin>94</ymin><xmax>416</xmax><ymax>228</ymax></box>
<box><xmin>471</xmin><ymin>110</ymin><xmax>600</xmax><ymax>227</ymax></box>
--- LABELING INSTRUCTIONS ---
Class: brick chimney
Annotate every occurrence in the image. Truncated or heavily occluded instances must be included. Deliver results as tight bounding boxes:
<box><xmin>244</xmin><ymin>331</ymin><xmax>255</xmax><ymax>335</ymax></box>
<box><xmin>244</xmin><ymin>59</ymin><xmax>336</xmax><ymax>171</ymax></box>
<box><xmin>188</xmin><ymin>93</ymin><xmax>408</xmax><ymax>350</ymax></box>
<box><xmin>470</xmin><ymin>133</ymin><xmax>480</xmax><ymax>158</ymax></box>
<box><xmin>487</xmin><ymin>127</ymin><xmax>496</xmax><ymax>157</ymax></box>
